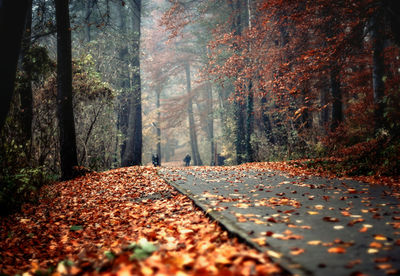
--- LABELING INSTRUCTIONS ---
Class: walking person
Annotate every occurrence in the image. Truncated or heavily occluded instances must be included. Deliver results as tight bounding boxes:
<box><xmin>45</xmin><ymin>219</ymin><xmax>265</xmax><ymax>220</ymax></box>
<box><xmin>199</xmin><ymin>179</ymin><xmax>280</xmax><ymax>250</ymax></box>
<box><xmin>183</xmin><ymin>154</ymin><xmax>191</xmax><ymax>166</ymax></box>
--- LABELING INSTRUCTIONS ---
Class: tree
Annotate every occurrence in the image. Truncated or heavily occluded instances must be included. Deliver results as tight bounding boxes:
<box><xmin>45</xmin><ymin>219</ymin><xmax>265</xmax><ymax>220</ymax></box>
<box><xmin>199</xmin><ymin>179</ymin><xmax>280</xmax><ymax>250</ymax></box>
<box><xmin>122</xmin><ymin>0</ymin><xmax>142</xmax><ymax>166</ymax></box>
<box><xmin>19</xmin><ymin>0</ymin><xmax>34</xmax><ymax>143</ymax></box>
<box><xmin>0</xmin><ymin>0</ymin><xmax>30</xmax><ymax>132</ymax></box>
<box><xmin>184</xmin><ymin>61</ymin><xmax>203</xmax><ymax>166</ymax></box>
<box><xmin>55</xmin><ymin>0</ymin><xmax>78</xmax><ymax>180</ymax></box>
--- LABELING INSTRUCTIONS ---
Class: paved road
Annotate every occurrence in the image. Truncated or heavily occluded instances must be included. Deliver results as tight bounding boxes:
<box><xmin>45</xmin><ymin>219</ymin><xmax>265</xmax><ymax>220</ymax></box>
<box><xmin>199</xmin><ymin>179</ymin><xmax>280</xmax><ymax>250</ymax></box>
<box><xmin>159</xmin><ymin>166</ymin><xmax>400</xmax><ymax>276</ymax></box>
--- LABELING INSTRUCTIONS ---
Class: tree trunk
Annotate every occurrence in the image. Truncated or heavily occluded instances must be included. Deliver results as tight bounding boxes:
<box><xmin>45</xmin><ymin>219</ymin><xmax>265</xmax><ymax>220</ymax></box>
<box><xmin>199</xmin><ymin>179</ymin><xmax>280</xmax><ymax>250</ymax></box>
<box><xmin>117</xmin><ymin>3</ymin><xmax>130</xmax><ymax>161</ymax></box>
<box><xmin>371</xmin><ymin>11</ymin><xmax>385</xmax><ymax>132</ymax></box>
<box><xmin>19</xmin><ymin>0</ymin><xmax>33</xmax><ymax>143</ymax></box>
<box><xmin>84</xmin><ymin>0</ymin><xmax>93</xmax><ymax>42</ymax></box>
<box><xmin>122</xmin><ymin>0</ymin><xmax>142</xmax><ymax>166</ymax></box>
<box><xmin>0</xmin><ymin>0</ymin><xmax>29</xmax><ymax>132</ymax></box>
<box><xmin>245</xmin><ymin>81</ymin><xmax>254</xmax><ymax>162</ymax></box>
<box><xmin>330</xmin><ymin>66</ymin><xmax>343</xmax><ymax>131</ymax></box>
<box><xmin>320</xmin><ymin>87</ymin><xmax>329</xmax><ymax>129</ymax></box>
<box><xmin>156</xmin><ymin>86</ymin><xmax>161</xmax><ymax>162</ymax></box>
<box><xmin>261</xmin><ymin>95</ymin><xmax>275</xmax><ymax>144</ymax></box>
<box><xmin>230</xmin><ymin>0</ymin><xmax>246</xmax><ymax>165</ymax></box>
<box><xmin>244</xmin><ymin>0</ymin><xmax>254</xmax><ymax>163</ymax></box>
<box><xmin>55</xmin><ymin>0</ymin><xmax>78</xmax><ymax>180</ymax></box>
<box><xmin>206</xmin><ymin>81</ymin><xmax>214</xmax><ymax>165</ymax></box>
<box><xmin>185</xmin><ymin>61</ymin><xmax>202</xmax><ymax>166</ymax></box>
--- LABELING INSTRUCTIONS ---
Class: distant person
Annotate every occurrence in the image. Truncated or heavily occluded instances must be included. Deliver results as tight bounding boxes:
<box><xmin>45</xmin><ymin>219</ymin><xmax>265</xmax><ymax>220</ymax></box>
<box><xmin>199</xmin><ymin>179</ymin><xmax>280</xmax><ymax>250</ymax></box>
<box><xmin>152</xmin><ymin>154</ymin><xmax>160</xmax><ymax>167</ymax></box>
<box><xmin>217</xmin><ymin>154</ymin><xmax>225</xmax><ymax>166</ymax></box>
<box><xmin>183</xmin><ymin>154</ymin><xmax>191</xmax><ymax>166</ymax></box>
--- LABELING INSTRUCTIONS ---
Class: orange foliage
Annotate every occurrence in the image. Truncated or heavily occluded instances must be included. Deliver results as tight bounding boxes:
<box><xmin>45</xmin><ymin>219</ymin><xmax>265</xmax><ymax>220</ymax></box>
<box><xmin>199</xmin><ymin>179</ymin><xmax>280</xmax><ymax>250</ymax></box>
<box><xmin>0</xmin><ymin>167</ymin><xmax>282</xmax><ymax>275</ymax></box>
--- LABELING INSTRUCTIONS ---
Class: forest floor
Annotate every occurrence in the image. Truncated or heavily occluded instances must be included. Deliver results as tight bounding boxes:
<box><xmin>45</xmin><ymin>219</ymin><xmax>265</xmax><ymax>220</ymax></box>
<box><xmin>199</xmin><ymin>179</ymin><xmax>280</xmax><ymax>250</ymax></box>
<box><xmin>0</xmin><ymin>166</ymin><xmax>283</xmax><ymax>276</ymax></box>
<box><xmin>0</xmin><ymin>162</ymin><xmax>399</xmax><ymax>276</ymax></box>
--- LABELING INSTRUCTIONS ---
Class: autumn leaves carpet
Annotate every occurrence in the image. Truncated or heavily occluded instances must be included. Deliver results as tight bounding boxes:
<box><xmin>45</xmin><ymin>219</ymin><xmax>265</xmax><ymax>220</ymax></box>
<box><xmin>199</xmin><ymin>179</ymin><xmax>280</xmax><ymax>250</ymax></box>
<box><xmin>0</xmin><ymin>166</ymin><xmax>282</xmax><ymax>275</ymax></box>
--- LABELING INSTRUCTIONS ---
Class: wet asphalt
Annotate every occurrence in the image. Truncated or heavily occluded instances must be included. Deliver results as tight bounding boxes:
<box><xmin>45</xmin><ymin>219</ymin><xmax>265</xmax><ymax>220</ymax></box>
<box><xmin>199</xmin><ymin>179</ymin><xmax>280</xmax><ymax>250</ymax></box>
<box><xmin>159</xmin><ymin>166</ymin><xmax>400</xmax><ymax>276</ymax></box>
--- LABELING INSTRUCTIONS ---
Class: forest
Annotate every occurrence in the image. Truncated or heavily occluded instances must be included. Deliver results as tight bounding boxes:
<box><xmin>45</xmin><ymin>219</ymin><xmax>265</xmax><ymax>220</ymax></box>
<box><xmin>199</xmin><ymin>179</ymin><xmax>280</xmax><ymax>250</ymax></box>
<box><xmin>1</xmin><ymin>0</ymin><xmax>400</xmax><ymax>274</ymax></box>
<box><xmin>2</xmin><ymin>0</ymin><xmax>399</xmax><ymax>212</ymax></box>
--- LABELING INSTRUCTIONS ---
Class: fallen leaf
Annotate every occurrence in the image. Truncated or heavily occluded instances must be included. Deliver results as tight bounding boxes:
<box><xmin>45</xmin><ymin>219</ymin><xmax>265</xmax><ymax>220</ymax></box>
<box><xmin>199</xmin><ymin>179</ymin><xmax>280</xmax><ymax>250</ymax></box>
<box><xmin>323</xmin><ymin>216</ymin><xmax>339</xmax><ymax>222</ymax></box>
<box><xmin>290</xmin><ymin>248</ymin><xmax>305</xmax><ymax>255</ymax></box>
<box><xmin>328</xmin><ymin>247</ymin><xmax>346</xmax><ymax>254</ymax></box>
<box><xmin>374</xmin><ymin>234</ymin><xmax>387</xmax><ymax>241</ymax></box>
<box><xmin>307</xmin><ymin>211</ymin><xmax>319</xmax><ymax>215</ymax></box>
<box><xmin>369</xmin><ymin>242</ymin><xmax>382</xmax><ymax>248</ymax></box>
<box><xmin>307</xmin><ymin>240</ymin><xmax>322</xmax><ymax>245</ymax></box>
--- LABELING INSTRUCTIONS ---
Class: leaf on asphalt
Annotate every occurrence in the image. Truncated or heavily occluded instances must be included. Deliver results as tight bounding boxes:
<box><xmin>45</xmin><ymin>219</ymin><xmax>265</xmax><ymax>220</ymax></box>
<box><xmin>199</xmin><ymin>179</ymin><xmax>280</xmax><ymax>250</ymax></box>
<box><xmin>333</xmin><ymin>225</ymin><xmax>344</xmax><ymax>230</ymax></box>
<box><xmin>348</xmin><ymin>218</ymin><xmax>365</xmax><ymax>226</ymax></box>
<box><xmin>328</xmin><ymin>247</ymin><xmax>346</xmax><ymax>254</ymax></box>
<box><xmin>290</xmin><ymin>248</ymin><xmax>305</xmax><ymax>255</ymax></box>
<box><xmin>307</xmin><ymin>211</ymin><xmax>319</xmax><ymax>215</ymax></box>
<box><xmin>252</xmin><ymin>237</ymin><xmax>267</xmax><ymax>246</ymax></box>
<box><xmin>374</xmin><ymin>234</ymin><xmax>387</xmax><ymax>241</ymax></box>
<box><xmin>369</xmin><ymin>242</ymin><xmax>382</xmax><ymax>248</ymax></box>
<box><xmin>307</xmin><ymin>240</ymin><xmax>322</xmax><ymax>245</ymax></box>
<box><xmin>323</xmin><ymin>216</ymin><xmax>339</xmax><ymax>222</ymax></box>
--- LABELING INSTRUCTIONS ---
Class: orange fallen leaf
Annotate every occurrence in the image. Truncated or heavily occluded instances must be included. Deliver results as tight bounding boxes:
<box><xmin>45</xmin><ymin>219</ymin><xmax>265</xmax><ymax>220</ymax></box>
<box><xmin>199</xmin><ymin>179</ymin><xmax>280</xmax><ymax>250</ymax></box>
<box><xmin>290</xmin><ymin>248</ymin><xmax>305</xmax><ymax>255</ymax></box>
<box><xmin>359</xmin><ymin>226</ymin><xmax>368</xmax><ymax>232</ymax></box>
<box><xmin>374</xmin><ymin>234</ymin><xmax>387</xmax><ymax>241</ymax></box>
<box><xmin>328</xmin><ymin>247</ymin><xmax>346</xmax><ymax>254</ymax></box>
<box><xmin>369</xmin><ymin>242</ymin><xmax>382</xmax><ymax>248</ymax></box>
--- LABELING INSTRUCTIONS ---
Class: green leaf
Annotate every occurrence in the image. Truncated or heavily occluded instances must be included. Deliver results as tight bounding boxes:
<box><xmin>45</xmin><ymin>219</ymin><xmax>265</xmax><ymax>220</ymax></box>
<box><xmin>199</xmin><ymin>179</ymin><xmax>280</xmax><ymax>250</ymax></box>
<box><xmin>104</xmin><ymin>250</ymin><xmax>115</xmax><ymax>260</ymax></box>
<box><xmin>138</xmin><ymin>239</ymin><xmax>157</xmax><ymax>254</ymax></box>
<box><xmin>69</xmin><ymin>225</ymin><xmax>83</xmax><ymax>231</ymax></box>
<box><xmin>130</xmin><ymin>248</ymin><xmax>150</xmax><ymax>261</ymax></box>
<box><xmin>128</xmin><ymin>238</ymin><xmax>157</xmax><ymax>260</ymax></box>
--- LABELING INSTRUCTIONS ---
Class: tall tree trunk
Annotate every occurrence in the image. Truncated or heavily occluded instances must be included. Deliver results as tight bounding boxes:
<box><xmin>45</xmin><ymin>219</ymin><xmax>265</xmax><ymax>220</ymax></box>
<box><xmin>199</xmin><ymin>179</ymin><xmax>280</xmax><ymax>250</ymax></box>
<box><xmin>244</xmin><ymin>0</ymin><xmax>254</xmax><ymax>163</ymax></box>
<box><xmin>206</xmin><ymin>81</ymin><xmax>214</xmax><ymax>165</ymax></box>
<box><xmin>55</xmin><ymin>0</ymin><xmax>78</xmax><ymax>180</ymax></box>
<box><xmin>185</xmin><ymin>61</ymin><xmax>202</xmax><ymax>166</ymax></box>
<box><xmin>84</xmin><ymin>0</ymin><xmax>93</xmax><ymax>42</ymax></box>
<box><xmin>19</xmin><ymin>0</ymin><xmax>33</xmax><ymax>143</ymax></box>
<box><xmin>0</xmin><ymin>0</ymin><xmax>29</xmax><ymax>132</ymax></box>
<box><xmin>245</xmin><ymin>81</ymin><xmax>254</xmax><ymax>162</ymax></box>
<box><xmin>371</xmin><ymin>10</ymin><xmax>385</xmax><ymax>132</ymax></box>
<box><xmin>122</xmin><ymin>0</ymin><xmax>142</xmax><ymax>166</ymax></box>
<box><xmin>330</xmin><ymin>66</ymin><xmax>343</xmax><ymax>131</ymax></box>
<box><xmin>230</xmin><ymin>0</ymin><xmax>246</xmax><ymax>165</ymax></box>
<box><xmin>117</xmin><ymin>3</ymin><xmax>130</xmax><ymax>161</ymax></box>
<box><xmin>156</xmin><ymin>86</ymin><xmax>161</xmax><ymax>162</ymax></box>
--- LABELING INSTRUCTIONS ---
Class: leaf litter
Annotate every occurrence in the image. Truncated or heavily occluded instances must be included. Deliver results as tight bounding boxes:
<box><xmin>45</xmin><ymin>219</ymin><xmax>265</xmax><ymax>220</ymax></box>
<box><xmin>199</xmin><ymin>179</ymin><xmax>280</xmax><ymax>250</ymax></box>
<box><xmin>0</xmin><ymin>166</ymin><xmax>283</xmax><ymax>275</ymax></box>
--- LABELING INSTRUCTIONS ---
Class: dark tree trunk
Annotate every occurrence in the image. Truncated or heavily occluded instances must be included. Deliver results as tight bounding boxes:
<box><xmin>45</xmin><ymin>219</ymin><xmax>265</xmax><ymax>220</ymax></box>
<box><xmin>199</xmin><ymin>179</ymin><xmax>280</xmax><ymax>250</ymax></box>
<box><xmin>320</xmin><ymin>87</ymin><xmax>329</xmax><ymax>129</ymax></box>
<box><xmin>156</xmin><ymin>86</ymin><xmax>161</xmax><ymax>162</ymax></box>
<box><xmin>122</xmin><ymin>0</ymin><xmax>142</xmax><ymax>166</ymax></box>
<box><xmin>55</xmin><ymin>0</ymin><xmax>78</xmax><ymax>180</ymax></box>
<box><xmin>84</xmin><ymin>0</ymin><xmax>93</xmax><ymax>42</ymax></box>
<box><xmin>117</xmin><ymin>3</ymin><xmax>130</xmax><ymax>161</ymax></box>
<box><xmin>234</xmin><ymin>95</ymin><xmax>246</xmax><ymax>164</ymax></box>
<box><xmin>185</xmin><ymin>61</ymin><xmax>202</xmax><ymax>166</ymax></box>
<box><xmin>206</xmin><ymin>81</ymin><xmax>214</xmax><ymax>165</ymax></box>
<box><xmin>0</xmin><ymin>0</ymin><xmax>29</xmax><ymax>132</ymax></box>
<box><xmin>230</xmin><ymin>0</ymin><xmax>246</xmax><ymax>165</ymax></box>
<box><xmin>301</xmin><ymin>86</ymin><xmax>312</xmax><ymax>130</ymax></box>
<box><xmin>330</xmin><ymin>66</ymin><xmax>343</xmax><ymax>131</ymax></box>
<box><xmin>19</xmin><ymin>0</ymin><xmax>33</xmax><ymax>143</ymax></box>
<box><xmin>245</xmin><ymin>81</ymin><xmax>254</xmax><ymax>162</ymax></box>
<box><xmin>371</xmin><ymin>11</ymin><xmax>385</xmax><ymax>132</ymax></box>
<box><xmin>261</xmin><ymin>95</ymin><xmax>275</xmax><ymax>144</ymax></box>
